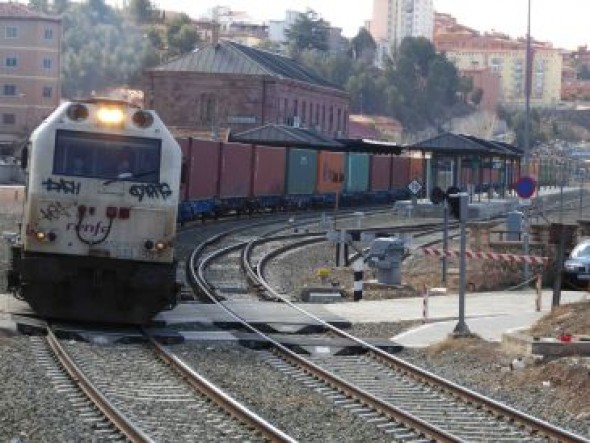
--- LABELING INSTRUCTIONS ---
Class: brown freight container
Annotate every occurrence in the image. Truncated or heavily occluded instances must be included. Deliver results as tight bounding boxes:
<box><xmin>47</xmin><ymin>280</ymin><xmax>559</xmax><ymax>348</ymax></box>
<box><xmin>370</xmin><ymin>155</ymin><xmax>392</xmax><ymax>191</ymax></box>
<box><xmin>252</xmin><ymin>145</ymin><xmax>286</xmax><ymax>196</ymax></box>
<box><xmin>184</xmin><ymin>138</ymin><xmax>221</xmax><ymax>200</ymax></box>
<box><xmin>390</xmin><ymin>155</ymin><xmax>411</xmax><ymax>188</ymax></box>
<box><xmin>219</xmin><ymin>142</ymin><xmax>253</xmax><ymax>198</ymax></box>
<box><xmin>316</xmin><ymin>151</ymin><xmax>345</xmax><ymax>194</ymax></box>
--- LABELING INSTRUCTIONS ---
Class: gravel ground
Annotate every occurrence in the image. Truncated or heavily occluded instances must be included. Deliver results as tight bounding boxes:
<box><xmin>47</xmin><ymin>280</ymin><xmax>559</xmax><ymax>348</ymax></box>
<box><xmin>1</xmin><ymin>206</ymin><xmax>588</xmax><ymax>441</ymax></box>
<box><xmin>175</xmin><ymin>341</ymin><xmax>393</xmax><ymax>442</ymax></box>
<box><xmin>0</xmin><ymin>337</ymin><xmax>97</xmax><ymax>442</ymax></box>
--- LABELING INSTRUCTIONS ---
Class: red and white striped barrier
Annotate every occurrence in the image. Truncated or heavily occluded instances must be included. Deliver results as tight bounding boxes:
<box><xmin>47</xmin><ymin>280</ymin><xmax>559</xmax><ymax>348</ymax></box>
<box><xmin>420</xmin><ymin>247</ymin><xmax>549</xmax><ymax>267</ymax></box>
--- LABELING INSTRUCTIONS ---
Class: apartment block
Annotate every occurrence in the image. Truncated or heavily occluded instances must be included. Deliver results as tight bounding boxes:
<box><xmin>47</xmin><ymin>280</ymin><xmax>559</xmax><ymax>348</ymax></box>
<box><xmin>370</xmin><ymin>0</ymin><xmax>434</xmax><ymax>56</ymax></box>
<box><xmin>0</xmin><ymin>2</ymin><xmax>61</xmax><ymax>141</ymax></box>
<box><xmin>435</xmin><ymin>13</ymin><xmax>561</xmax><ymax>108</ymax></box>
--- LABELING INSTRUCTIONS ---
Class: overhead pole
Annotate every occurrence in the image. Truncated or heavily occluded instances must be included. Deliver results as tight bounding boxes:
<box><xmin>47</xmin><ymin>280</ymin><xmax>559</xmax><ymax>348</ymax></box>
<box><xmin>523</xmin><ymin>0</ymin><xmax>532</xmax><ymax>282</ymax></box>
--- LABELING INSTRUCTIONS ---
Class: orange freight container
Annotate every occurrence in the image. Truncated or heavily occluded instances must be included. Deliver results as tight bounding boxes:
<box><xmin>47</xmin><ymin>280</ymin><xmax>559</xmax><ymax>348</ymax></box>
<box><xmin>316</xmin><ymin>151</ymin><xmax>345</xmax><ymax>194</ymax></box>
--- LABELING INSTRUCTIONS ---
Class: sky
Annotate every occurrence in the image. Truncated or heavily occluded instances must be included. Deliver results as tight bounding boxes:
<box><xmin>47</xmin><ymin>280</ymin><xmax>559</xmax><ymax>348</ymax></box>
<box><xmin>145</xmin><ymin>0</ymin><xmax>589</xmax><ymax>50</ymax></box>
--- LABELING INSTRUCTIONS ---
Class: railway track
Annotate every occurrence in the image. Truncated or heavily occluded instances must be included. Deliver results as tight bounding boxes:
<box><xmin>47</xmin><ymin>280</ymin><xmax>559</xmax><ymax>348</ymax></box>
<box><xmin>35</xmin><ymin>325</ymin><xmax>293</xmax><ymax>442</ymax></box>
<box><xmin>182</xmin><ymin>214</ymin><xmax>588</xmax><ymax>442</ymax></box>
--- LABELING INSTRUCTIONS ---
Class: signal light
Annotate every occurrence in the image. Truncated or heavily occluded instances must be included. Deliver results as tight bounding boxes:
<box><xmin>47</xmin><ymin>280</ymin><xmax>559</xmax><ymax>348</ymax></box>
<box><xmin>66</xmin><ymin>103</ymin><xmax>89</xmax><ymax>122</ymax></box>
<box><xmin>446</xmin><ymin>186</ymin><xmax>463</xmax><ymax>220</ymax></box>
<box><xmin>132</xmin><ymin>110</ymin><xmax>154</xmax><ymax>128</ymax></box>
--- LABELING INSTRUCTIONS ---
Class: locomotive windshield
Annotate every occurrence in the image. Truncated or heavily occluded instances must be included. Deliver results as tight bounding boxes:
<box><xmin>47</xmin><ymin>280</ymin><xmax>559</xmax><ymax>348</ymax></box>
<box><xmin>52</xmin><ymin>130</ymin><xmax>161</xmax><ymax>183</ymax></box>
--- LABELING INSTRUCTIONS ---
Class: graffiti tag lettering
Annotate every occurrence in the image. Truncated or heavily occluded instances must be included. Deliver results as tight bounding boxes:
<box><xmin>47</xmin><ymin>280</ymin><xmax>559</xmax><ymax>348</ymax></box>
<box><xmin>129</xmin><ymin>182</ymin><xmax>172</xmax><ymax>202</ymax></box>
<box><xmin>66</xmin><ymin>221</ymin><xmax>109</xmax><ymax>237</ymax></box>
<box><xmin>42</xmin><ymin>178</ymin><xmax>81</xmax><ymax>195</ymax></box>
<box><xmin>40</xmin><ymin>201</ymin><xmax>72</xmax><ymax>221</ymax></box>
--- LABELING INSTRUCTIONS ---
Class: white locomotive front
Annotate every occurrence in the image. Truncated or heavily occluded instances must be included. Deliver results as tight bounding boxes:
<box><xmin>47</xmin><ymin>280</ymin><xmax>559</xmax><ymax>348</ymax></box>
<box><xmin>7</xmin><ymin>98</ymin><xmax>182</xmax><ymax>324</ymax></box>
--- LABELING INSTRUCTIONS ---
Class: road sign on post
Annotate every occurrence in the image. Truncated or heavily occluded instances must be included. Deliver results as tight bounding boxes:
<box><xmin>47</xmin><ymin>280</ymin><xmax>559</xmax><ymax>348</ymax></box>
<box><xmin>408</xmin><ymin>179</ymin><xmax>422</xmax><ymax>196</ymax></box>
<box><xmin>515</xmin><ymin>176</ymin><xmax>536</xmax><ymax>199</ymax></box>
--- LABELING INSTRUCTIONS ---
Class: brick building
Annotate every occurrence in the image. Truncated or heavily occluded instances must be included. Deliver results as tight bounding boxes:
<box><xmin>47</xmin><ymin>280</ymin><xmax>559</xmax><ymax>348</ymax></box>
<box><xmin>144</xmin><ymin>40</ymin><xmax>350</xmax><ymax>138</ymax></box>
<box><xmin>0</xmin><ymin>2</ymin><xmax>60</xmax><ymax>144</ymax></box>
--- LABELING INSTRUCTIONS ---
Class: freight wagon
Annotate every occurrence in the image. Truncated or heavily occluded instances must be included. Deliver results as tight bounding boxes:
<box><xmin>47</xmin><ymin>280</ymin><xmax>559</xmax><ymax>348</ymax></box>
<box><xmin>176</xmin><ymin>137</ymin><xmax>412</xmax><ymax>223</ymax></box>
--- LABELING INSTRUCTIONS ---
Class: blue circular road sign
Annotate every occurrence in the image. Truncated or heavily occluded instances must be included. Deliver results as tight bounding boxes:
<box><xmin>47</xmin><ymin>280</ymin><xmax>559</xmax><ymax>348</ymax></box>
<box><xmin>515</xmin><ymin>176</ymin><xmax>536</xmax><ymax>199</ymax></box>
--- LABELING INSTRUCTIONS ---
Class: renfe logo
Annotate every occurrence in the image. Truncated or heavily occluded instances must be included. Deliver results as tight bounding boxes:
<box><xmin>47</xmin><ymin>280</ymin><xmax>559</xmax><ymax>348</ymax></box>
<box><xmin>66</xmin><ymin>221</ymin><xmax>109</xmax><ymax>236</ymax></box>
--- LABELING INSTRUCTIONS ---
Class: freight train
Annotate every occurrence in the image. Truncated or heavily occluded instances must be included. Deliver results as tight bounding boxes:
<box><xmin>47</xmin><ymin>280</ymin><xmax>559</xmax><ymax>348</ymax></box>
<box><xmin>176</xmin><ymin>138</ymin><xmax>427</xmax><ymax>223</ymax></box>
<box><xmin>175</xmin><ymin>137</ymin><xmax>530</xmax><ymax>224</ymax></box>
<box><xmin>6</xmin><ymin>98</ymin><xmax>182</xmax><ymax>324</ymax></box>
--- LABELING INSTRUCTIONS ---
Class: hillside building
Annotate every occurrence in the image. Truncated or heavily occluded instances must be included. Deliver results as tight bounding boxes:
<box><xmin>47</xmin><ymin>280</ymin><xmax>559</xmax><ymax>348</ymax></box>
<box><xmin>0</xmin><ymin>2</ymin><xmax>60</xmax><ymax>146</ymax></box>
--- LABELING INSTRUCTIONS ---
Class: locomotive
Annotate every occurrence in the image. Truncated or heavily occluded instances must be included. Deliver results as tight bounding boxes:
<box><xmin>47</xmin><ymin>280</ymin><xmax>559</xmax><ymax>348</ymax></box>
<box><xmin>6</xmin><ymin>98</ymin><xmax>182</xmax><ymax>324</ymax></box>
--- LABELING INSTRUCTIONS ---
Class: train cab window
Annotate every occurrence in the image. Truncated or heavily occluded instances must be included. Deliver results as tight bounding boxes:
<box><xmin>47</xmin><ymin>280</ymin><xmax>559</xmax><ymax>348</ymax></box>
<box><xmin>53</xmin><ymin>130</ymin><xmax>161</xmax><ymax>183</ymax></box>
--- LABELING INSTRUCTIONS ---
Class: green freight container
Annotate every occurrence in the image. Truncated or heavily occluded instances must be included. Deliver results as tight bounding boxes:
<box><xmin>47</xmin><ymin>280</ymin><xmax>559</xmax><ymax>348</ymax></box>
<box><xmin>286</xmin><ymin>148</ymin><xmax>318</xmax><ymax>195</ymax></box>
<box><xmin>345</xmin><ymin>153</ymin><xmax>370</xmax><ymax>192</ymax></box>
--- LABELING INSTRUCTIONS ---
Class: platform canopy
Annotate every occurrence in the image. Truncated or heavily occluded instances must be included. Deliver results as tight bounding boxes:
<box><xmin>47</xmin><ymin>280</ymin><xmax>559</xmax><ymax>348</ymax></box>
<box><xmin>409</xmin><ymin>132</ymin><xmax>522</xmax><ymax>158</ymax></box>
<box><xmin>228</xmin><ymin>123</ymin><xmax>403</xmax><ymax>155</ymax></box>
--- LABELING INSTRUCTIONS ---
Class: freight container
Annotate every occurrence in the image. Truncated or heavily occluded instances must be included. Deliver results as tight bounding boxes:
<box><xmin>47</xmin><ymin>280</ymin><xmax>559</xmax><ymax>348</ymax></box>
<box><xmin>316</xmin><ymin>151</ymin><xmax>345</xmax><ymax>194</ymax></box>
<box><xmin>370</xmin><ymin>155</ymin><xmax>392</xmax><ymax>191</ymax></box>
<box><xmin>391</xmin><ymin>155</ymin><xmax>411</xmax><ymax>188</ymax></box>
<box><xmin>344</xmin><ymin>153</ymin><xmax>370</xmax><ymax>193</ymax></box>
<box><xmin>285</xmin><ymin>148</ymin><xmax>317</xmax><ymax>195</ymax></box>
<box><xmin>408</xmin><ymin>156</ymin><xmax>424</xmax><ymax>183</ymax></box>
<box><xmin>219</xmin><ymin>142</ymin><xmax>253</xmax><ymax>198</ymax></box>
<box><xmin>181</xmin><ymin>138</ymin><xmax>220</xmax><ymax>200</ymax></box>
<box><xmin>252</xmin><ymin>145</ymin><xmax>286</xmax><ymax>196</ymax></box>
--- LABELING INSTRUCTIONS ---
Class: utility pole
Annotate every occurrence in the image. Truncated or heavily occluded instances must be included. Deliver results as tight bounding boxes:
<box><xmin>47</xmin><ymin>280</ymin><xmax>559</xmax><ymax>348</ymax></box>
<box><xmin>523</xmin><ymin>0</ymin><xmax>532</xmax><ymax>282</ymax></box>
<box><xmin>453</xmin><ymin>193</ymin><xmax>471</xmax><ymax>337</ymax></box>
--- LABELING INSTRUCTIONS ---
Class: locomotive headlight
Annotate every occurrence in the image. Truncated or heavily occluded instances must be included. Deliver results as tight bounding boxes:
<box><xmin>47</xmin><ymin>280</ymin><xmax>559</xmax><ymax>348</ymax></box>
<box><xmin>66</xmin><ymin>103</ymin><xmax>89</xmax><ymax>122</ymax></box>
<box><xmin>35</xmin><ymin>231</ymin><xmax>46</xmax><ymax>241</ymax></box>
<box><xmin>96</xmin><ymin>107</ymin><xmax>125</xmax><ymax>126</ymax></box>
<box><xmin>155</xmin><ymin>240</ymin><xmax>167</xmax><ymax>251</ymax></box>
<box><xmin>132</xmin><ymin>110</ymin><xmax>154</xmax><ymax>128</ymax></box>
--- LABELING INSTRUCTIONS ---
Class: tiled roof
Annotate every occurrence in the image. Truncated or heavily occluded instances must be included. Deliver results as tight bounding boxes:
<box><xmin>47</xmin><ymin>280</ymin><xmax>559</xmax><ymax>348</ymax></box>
<box><xmin>152</xmin><ymin>40</ymin><xmax>343</xmax><ymax>91</ymax></box>
<box><xmin>0</xmin><ymin>2</ymin><xmax>58</xmax><ymax>20</ymax></box>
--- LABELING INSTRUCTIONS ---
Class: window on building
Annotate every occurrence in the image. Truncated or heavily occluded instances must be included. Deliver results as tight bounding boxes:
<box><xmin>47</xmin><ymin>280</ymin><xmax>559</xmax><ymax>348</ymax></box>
<box><xmin>42</xmin><ymin>58</ymin><xmax>52</xmax><ymax>70</ymax></box>
<box><xmin>329</xmin><ymin>106</ymin><xmax>334</xmax><ymax>133</ymax></box>
<box><xmin>293</xmin><ymin>99</ymin><xmax>298</xmax><ymax>116</ymax></box>
<box><xmin>5</xmin><ymin>57</ymin><xmax>17</xmax><ymax>68</ymax></box>
<box><xmin>2</xmin><ymin>114</ymin><xmax>15</xmax><ymax>125</ymax></box>
<box><xmin>6</xmin><ymin>26</ymin><xmax>17</xmax><ymax>39</ymax></box>
<box><xmin>43</xmin><ymin>86</ymin><xmax>52</xmax><ymax>98</ymax></box>
<box><xmin>3</xmin><ymin>85</ymin><xmax>16</xmax><ymax>96</ymax></box>
<box><xmin>315</xmin><ymin>103</ymin><xmax>320</xmax><ymax>126</ymax></box>
<box><xmin>337</xmin><ymin>108</ymin><xmax>342</xmax><ymax>132</ymax></box>
<box><xmin>44</xmin><ymin>28</ymin><xmax>53</xmax><ymax>40</ymax></box>
<box><xmin>301</xmin><ymin>100</ymin><xmax>306</xmax><ymax>124</ymax></box>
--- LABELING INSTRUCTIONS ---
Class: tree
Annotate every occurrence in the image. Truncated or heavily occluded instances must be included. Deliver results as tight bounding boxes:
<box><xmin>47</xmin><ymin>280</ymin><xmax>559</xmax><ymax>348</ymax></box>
<box><xmin>284</xmin><ymin>9</ymin><xmax>329</xmax><ymax>56</ymax></box>
<box><xmin>458</xmin><ymin>75</ymin><xmax>474</xmax><ymax>103</ymax></box>
<box><xmin>165</xmin><ymin>14</ymin><xmax>200</xmax><ymax>57</ymax></box>
<box><xmin>350</xmin><ymin>28</ymin><xmax>376</xmax><ymax>63</ymax></box>
<box><xmin>471</xmin><ymin>87</ymin><xmax>484</xmax><ymax>106</ymax></box>
<box><xmin>28</xmin><ymin>0</ymin><xmax>49</xmax><ymax>12</ymax></box>
<box><xmin>60</xmin><ymin>1</ymin><xmax>156</xmax><ymax>97</ymax></box>
<box><xmin>127</xmin><ymin>0</ymin><xmax>156</xmax><ymax>24</ymax></box>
